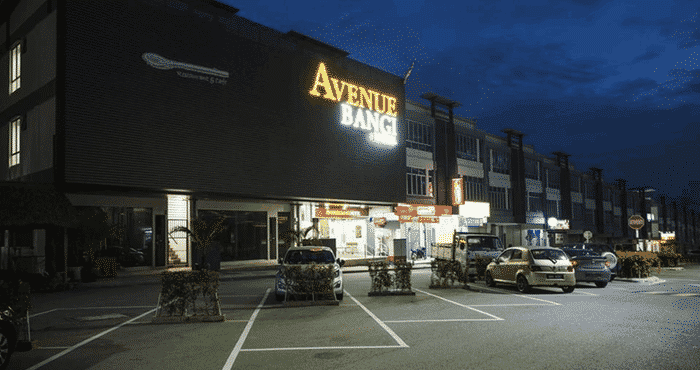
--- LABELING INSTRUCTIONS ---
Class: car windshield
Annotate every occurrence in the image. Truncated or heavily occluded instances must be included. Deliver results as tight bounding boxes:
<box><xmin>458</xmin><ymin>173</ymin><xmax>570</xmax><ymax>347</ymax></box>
<box><xmin>284</xmin><ymin>249</ymin><xmax>335</xmax><ymax>264</ymax></box>
<box><xmin>562</xmin><ymin>249</ymin><xmax>600</xmax><ymax>258</ymax></box>
<box><xmin>530</xmin><ymin>249</ymin><xmax>568</xmax><ymax>261</ymax></box>
<box><xmin>465</xmin><ymin>236</ymin><xmax>504</xmax><ymax>251</ymax></box>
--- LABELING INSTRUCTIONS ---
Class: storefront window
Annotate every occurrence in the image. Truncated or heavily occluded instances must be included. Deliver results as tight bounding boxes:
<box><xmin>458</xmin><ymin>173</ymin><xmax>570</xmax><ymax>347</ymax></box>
<box><xmin>198</xmin><ymin>210</ymin><xmax>268</xmax><ymax>261</ymax></box>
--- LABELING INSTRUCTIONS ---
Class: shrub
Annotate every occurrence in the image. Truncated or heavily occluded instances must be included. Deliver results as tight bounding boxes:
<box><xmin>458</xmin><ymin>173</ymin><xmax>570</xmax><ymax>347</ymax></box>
<box><xmin>158</xmin><ymin>270</ymin><xmax>220</xmax><ymax>317</ymax></box>
<box><xmin>430</xmin><ymin>260</ymin><xmax>465</xmax><ymax>288</ymax></box>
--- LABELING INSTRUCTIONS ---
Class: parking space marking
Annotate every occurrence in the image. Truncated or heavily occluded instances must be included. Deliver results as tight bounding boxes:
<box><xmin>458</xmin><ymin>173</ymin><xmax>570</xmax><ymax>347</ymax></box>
<box><xmin>241</xmin><ymin>345</ymin><xmax>406</xmax><ymax>352</ymax></box>
<box><xmin>414</xmin><ymin>288</ymin><xmax>504</xmax><ymax>321</ymax></box>
<box><xmin>222</xmin><ymin>288</ymin><xmax>270</xmax><ymax>370</ymax></box>
<box><xmin>574</xmin><ymin>291</ymin><xmax>599</xmax><ymax>296</ymax></box>
<box><xmin>35</xmin><ymin>347</ymin><xmax>71</xmax><ymax>350</ymax></box>
<box><xmin>476</xmin><ymin>286</ymin><xmax>561</xmax><ymax>306</ymax></box>
<box><xmin>30</xmin><ymin>306</ymin><xmax>156</xmax><ymax>319</ymax></box>
<box><xmin>347</xmin><ymin>291</ymin><xmax>410</xmax><ymax>348</ymax></box>
<box><xmin>24</xmin><ymin>308</ymin><xmax>157</xmax><ymax>370</ymax></box>
<box><xmin>384</xmin><ymin>318</ymin><xmax>501</xmax><ymax>323</ymax></box>
<box><xmin>675</xmin><ymin>293</ymin><xmax>700</xmax><ymax>297</ymax></box>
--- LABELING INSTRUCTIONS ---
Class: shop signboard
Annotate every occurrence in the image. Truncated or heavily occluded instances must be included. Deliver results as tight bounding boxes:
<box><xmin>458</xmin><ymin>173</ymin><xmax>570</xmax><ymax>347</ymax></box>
<box><xmin>394</xmin><ymin>204</ymin><xmax>452</xmax><ymax>217</ymax></box>
<box><xmin>398</xmin><ymin>215</ymin><xmax>440</xmax><ymax>223</ymax></box>
<box><xmin>316</xmin><ymin>207</ymin><xmax>368</xmax><ymax>219</ymax></box>
<box><xmin>628</xmin><ymin>215</ymin><xmax>645</xmax><ymax>230</ymax></box>
<box><xmin>452</xmin><ymin>178</ymin><xmax>464</xmax><ymax>206</ymax></box>
<box><xmin>309</xmin><ymin>62</ymin><xmax>399</xmax><ymax>147</ymax></box>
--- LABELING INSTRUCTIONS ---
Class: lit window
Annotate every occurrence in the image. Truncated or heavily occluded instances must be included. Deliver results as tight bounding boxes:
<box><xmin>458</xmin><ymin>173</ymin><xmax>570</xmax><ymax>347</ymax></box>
<box><xmin>10</xmin><ymin>43</ymin><xmax>21</xmax><ymax>94</ymax></box>
<box><xmin>9</xmin><ymin>117</ymin><xmax>21</xmax><ymax>167</ymax></box>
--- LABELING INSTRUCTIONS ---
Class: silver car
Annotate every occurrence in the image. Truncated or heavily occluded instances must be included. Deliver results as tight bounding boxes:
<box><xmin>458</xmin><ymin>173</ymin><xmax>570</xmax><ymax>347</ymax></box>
<box><xmin>275</xmin><ymin>246</ymin><xmax>344</xmax><ymax>301</ymax></box>
<box><xmin>485</xmin><ymin>246</ymin><xmax>576</xmax><ymax>293</ymax></box>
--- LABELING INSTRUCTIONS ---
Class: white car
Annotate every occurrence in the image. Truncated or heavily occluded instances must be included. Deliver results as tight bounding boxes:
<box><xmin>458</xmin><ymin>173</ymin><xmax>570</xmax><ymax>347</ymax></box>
<box><xmin>275</xmin><ymin>246</ymin><xmax>344</xmax><ymax>301</ymax></box>
<box><xmin>485</xmin><ymin>246</ymin><xmax>576</xmax><ymax>293</ymax></box>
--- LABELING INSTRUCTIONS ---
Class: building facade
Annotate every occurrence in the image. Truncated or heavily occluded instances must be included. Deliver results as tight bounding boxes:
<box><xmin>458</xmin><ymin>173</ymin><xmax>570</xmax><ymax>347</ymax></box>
<box><xmin>1</xmin><ymin>0</ymin><xmax>698</xmax><ymax>275</ymax></box>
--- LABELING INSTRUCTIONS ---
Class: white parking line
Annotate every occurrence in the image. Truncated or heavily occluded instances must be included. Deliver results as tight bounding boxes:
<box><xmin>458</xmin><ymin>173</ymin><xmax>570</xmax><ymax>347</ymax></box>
<box><xmin>30</xmin><ymin>306</ymin><xmax>156</xmax><ymax>318</ymax></box>
<box><xmin>384</xmin><ymin>318</ymin><xmax>501</xmax><ymax>323</ymax></box>
<box><xmin>24</xmin><ymin>308</ymin><xmax>157</xmax><ymax>370</ymax></box>
<box><xmin>241</xmin><ymin>345</ymin><xmax>406</xmax><ymax>351</ymax></box>
<box><xmin>414</xmin><ymin>288</ymin><xmax>504</xmax><ymax>320</ymax></box>
<box><xmin>222</xmin><ymin>288</ymin><xmax>270</xmax><ymax>370</ymax></box>
<box><xmin>347</xmin><ymin>291</ymin><xmax>409</xmax><ymax>348</ymax></box>
<box><xmin>475</xmin><ymin>285</ymin><xmax>561</xmax><ymax>306</ymax></box>
<box><xmin>574</xmin><ymin>291</ymin><xmax>599</xmax><ymax>296</ymax></box>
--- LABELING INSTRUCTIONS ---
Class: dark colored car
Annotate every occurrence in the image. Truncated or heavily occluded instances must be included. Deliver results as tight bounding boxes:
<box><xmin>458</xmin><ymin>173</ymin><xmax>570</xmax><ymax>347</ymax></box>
<box><xmin>0</xmin><ymin>307</ymin><xmax>32</xmax><ymax>370</ymax></box>
<box><xmin>100</xmin><ymin>247</ymin><xmax>146</xmax><ymax>267</ymax></box>
<box><xmin>559</xmin><ymin>243</ymin><xmax>620</xmax><ymax>281</ymax></box>
<box><xmin>561</xmin><ymin>248</ymin><xmax>611</xmax><ymax>288</ymax></box>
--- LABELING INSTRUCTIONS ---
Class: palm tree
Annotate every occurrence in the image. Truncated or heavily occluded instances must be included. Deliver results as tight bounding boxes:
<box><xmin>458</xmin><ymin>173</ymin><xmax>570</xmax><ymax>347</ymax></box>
<box><xmin>169</xmin><ymin>215</ymin><xmax>227</xmax><ymax>270</ymax></box>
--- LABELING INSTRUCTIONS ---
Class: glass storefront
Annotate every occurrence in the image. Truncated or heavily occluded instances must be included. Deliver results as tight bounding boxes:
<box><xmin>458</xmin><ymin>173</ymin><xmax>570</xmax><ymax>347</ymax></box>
<box><xmin>198</xmin><ymin>210</ymin><xmax>268</xmax><ymax>261</ymax></box>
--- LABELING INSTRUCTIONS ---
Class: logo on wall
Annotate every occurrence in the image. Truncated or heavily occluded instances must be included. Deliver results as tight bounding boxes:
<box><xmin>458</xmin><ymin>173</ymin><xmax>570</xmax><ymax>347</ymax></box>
<box><xmin>142</xmin><ymin>53</ymin><xmax>229</xmax><ymax>85</ymax></box>
<box><xmin>308</xmin><ymin>62</ymin><xmax>398</xmax><ymax>146</ymax></box>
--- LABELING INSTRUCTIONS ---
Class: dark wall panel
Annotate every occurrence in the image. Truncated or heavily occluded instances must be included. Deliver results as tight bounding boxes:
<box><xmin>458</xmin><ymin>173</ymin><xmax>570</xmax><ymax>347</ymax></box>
<box><xmin>63</xmin><ymin>0</ymin><xmax>405</xmax><ymax>203</ymax></box>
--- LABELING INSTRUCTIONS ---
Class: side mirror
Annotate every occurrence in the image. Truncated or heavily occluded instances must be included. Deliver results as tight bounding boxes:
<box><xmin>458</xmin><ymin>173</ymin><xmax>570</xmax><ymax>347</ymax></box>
<box><xmin>278</xmin><ymin>258</ymin><xmax>283</xmax><ymax>265</ymax></box>
<box><xmin>337</xmin><ymin>258</ymin><xmax>345</xmax><ymax>267</ymax></box>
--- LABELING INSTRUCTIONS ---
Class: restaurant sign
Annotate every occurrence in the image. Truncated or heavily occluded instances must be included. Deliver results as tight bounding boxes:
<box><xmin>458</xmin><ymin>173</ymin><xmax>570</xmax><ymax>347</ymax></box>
<box><xmin>309</xmin><ymin>62</ymin><xmax>398</xmax><ymax>146</ymax></box>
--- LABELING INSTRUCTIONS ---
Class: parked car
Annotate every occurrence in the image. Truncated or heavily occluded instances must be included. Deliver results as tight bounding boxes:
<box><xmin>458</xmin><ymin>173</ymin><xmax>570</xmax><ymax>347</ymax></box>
<box><xmin>561</xmin><ymin>248</ymin><xmax>611</xmax><ymax>288</ymax></box>
<box><xmin>99</xmin><ymin>247</ymin><xmax>145</xmax><ymax>267</ymax></box>
<box><xmin>484</xmin><ymin>246</ymin><xmax>575</xmax><ymax>293</ymax></box>
<box><xmin>559</xmin><ymin>243</ymin><xmax>620</xmax><ymax>281</ymax></box>
<box><xmin>0</xmin><ymin>307</ymin><xmax>32</xmax><ymax>370</ymax></box>
<box><xmin>275</xmin><ymin>246</ymin><xmax>344</xmax><ymax>301</ymax></box>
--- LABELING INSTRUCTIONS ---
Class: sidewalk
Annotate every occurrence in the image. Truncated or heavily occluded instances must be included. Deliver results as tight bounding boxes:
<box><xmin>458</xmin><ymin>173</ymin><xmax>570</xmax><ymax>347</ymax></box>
<box><xmin>114</xmin><ymin>258</ymin><xmax>435</xmax><ymax>278</ymax></box>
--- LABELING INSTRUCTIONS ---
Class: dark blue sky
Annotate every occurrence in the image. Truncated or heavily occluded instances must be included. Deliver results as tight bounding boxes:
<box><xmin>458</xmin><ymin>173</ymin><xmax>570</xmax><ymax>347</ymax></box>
<box><xmin>225</xmin><ymin>0</ymin><xmax>700</xmax><ymax>208</ymax></box>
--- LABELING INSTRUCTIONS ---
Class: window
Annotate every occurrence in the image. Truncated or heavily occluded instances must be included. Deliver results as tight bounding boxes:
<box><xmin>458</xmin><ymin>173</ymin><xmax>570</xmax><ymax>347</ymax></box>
<box><xmin>525</xmin><ymin>158</ymin><xmax>540</xmax><ymax>180</ymax></box>
<box><xmin>546</xmin><ymin>199</ymin><xmax>559</xmax><ymax>218</ymax></box>
<box><xmin>456</xmin><ymin>134</ymin><xmax>480</xmax><ymax>162</ymax></box>
<box><xmin>491</xmin><ymin>150</ymin><xmax>510</xmax><ymax>174</ymax></box>
<box><xmin>9</xmin><ymin>117</ymin><xmax>21</xmax><ymax>167</ymax></box>
<box><xmin>572</xmin><ymin>201</ymin><xmax>584</xmax><ymax>221</ymax></box>
<box><xmin>406</xmin><ymin>167</ymin><xmax>433</xmax><ymax>196</ymax></box>
<box><xmin>527</xmin><ymin>192</ymin><xmax>542</xmax><ymax>212</ymax></box>
<box><xmin>489</xmin><ymin>186</ymin><xmax>510</xmax><ymax>210</ymax></box>
<box><xmin>585</xmin><ymin>207</ymin><xmax>595</xmax><ymax>227</ymax></box>
<box><xmin>464</xmin><ymin>176</ymin><xmax>485</xmax><ymax>201</ymax></box>
<box><xmin>406</xmin><ymin>120</ymin><xmax>432</xmax><ymax>152</ymax></box>
<box><xmin>10</xmin><ymin>42</ymin><xmax>21</xmax><ymax>94</ymax></box>
<box><xmin>584</xmin><ymin>182</ymin><xmax>594</xmax><ymax>199</ymax></box>
<box><xmin>571</xmin><ymin>175</ymin><xmax>580</xmax><ymax>193</ymax></box>
<box><xmin>546</xmin><ymin>169</ymin><xmax>560</xmax><ymax>189</ymax></box>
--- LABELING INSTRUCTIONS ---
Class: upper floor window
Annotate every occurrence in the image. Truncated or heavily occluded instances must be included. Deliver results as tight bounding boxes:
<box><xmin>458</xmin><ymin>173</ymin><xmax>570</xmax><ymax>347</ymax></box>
<box><xmin>10</xmin><ymin>42</ymin><xmax>21</xmax><ymax>94</ymax></box>
<box><xmin>491</xmin><ymin>149</ymin><xmax>510</xmax><ymax>174</ymax></box>
<box><xmin>546</xmin><ymin>168</ymin><xmax>560</xmax><ymax>189</ymax></box>
<box><xmin>456</xmin><ymin>134</ymin><xmax>480</xmax><ymax>162</ymax></box>
<box><xmin>406</xmin><ymin>167</ymin><xmax>433</xmax><ymax>196</ymax></box>
<box><xmin>489</xmin><ymin>186</ymin><xmax>510</xmax><ymax>210</ymax></box>
<box><xmin>525</xmin><ymin>158</ymin><xmax>540</xmax><ymax>180</ymax></box>
<box><xmin>584</xmin><ymin>181</ymin><xmax>595</xmax><ymax>199</ymax></box>
<box><xmin>9</xmin><ymin>117</ymin><xmax>21</xmax><ymax>167</ymax></box>
<box><xmin>570</xmin><ymin>175</ymin><xmax>580</xmax><ymax>193</ymax></box>
<box><xmin>464</xmin><ymin>176</ymin><xmax>485</xmax><ymax>201</ymax></box>
<box><xmin>406</xmin><ymin>120</ymin><xmax>432</xmax><ymax>152</ymax></box>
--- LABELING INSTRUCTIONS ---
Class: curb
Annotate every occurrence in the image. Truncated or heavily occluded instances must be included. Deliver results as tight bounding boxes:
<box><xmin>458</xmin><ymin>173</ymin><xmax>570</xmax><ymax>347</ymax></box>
<box><xmin>614</xmin><ymin>276</ymin><xmax>665</xmax><ymax>284</ymax></box>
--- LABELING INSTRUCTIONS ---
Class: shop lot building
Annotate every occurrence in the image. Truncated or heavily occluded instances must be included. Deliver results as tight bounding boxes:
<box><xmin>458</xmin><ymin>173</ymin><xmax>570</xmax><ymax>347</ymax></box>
<box><xmin>1</xmin><ymin>0</ymin><xmax>698</xmax><ymax>276</ymax></box>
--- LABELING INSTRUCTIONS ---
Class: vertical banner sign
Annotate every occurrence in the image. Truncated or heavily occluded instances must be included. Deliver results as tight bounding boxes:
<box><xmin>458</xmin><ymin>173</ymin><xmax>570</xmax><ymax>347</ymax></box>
<box><xmin>452</xmin><ymin>178</ymin><xmax>464</xmax><ymax>206</ymax></box>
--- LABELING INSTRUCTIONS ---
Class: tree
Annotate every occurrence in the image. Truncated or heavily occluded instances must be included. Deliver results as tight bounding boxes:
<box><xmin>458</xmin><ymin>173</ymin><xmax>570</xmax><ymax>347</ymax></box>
<box><xmin>169</xmin><ymin>216</ymin><xmax>227</xmax><ymax>270</ymax></box>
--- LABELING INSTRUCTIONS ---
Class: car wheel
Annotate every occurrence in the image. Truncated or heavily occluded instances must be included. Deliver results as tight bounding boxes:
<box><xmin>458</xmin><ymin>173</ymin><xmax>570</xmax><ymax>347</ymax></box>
<box><xmin>275</xmin><ymin>293</ymin><xmax>285</xmax><ymax>302</ymax></box>
<box><xmin>516</xmin><ymin>275</ymin><xmax>530</xmax><ymax>293</ymax></box>
<box><xmin>562</xmin><ymin>286</ymin><xmax>575</xmax><ymax>293</ymax></box>
<box><xmin>609</xmin><ymin>275</ymin><xmax>615</xmax><ymax>282</ymax></box>
<box><xmin>485</xmin><ymin>271</ymin><xmax>496</xmax><ymax>287</ymax></box>
<box><xmin>0</xmin><ymin>328</ymin><xmax>14</xmax><ymax>370</ymax></box>
<box><xmin>336</xmin><ymin>291</ymin><xmax>344</xmax><ymax>301</ymax></box>
<box><xmin>595</xmin><ymin>282</ymin><xmax>608</xmax><ymax>288</ymax></box>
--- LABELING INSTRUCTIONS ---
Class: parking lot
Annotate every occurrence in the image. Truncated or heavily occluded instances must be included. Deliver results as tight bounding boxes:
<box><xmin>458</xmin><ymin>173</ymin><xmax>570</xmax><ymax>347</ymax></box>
<box><xmin>8</xmin><ymin>265</ymin><xmax>700</xmax><ymax>369</ymax></box>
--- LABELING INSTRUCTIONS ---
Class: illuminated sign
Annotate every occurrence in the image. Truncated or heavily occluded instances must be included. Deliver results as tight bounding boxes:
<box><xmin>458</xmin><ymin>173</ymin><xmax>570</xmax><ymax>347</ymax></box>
<box><xmin>315</xmin><ymin>207</ymin><xmax>368</xmax><ymax>218</ymax></box>
<box><xmin>452</xmin><ymin>178</ymin><xmax>464</xmax><ymax>206</ymax></box>
<box><xmin>309</xmin><ymin>62</ymin><xmax>398</xmax><ymax>147</ymax></box>
<box><xmin>395</xmin><ymin>204</ymin><xmax>452</xmax><ymax>218</ymax></box>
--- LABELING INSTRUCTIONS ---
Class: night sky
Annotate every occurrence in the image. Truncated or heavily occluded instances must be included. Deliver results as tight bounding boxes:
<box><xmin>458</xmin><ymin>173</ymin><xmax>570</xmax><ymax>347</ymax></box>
<box><xmin>225</xmin><ymin>0</ymin><xmax>700</xmax><ymax>209</ymax></box>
